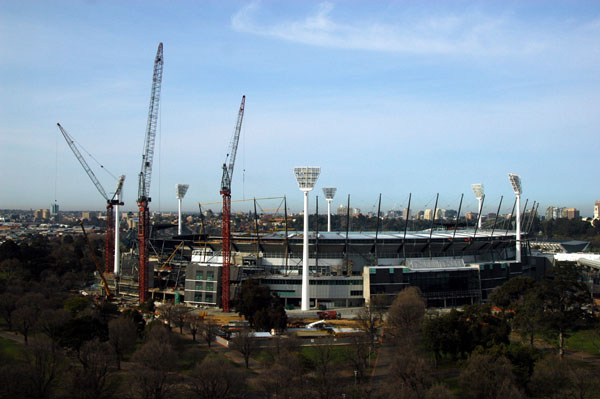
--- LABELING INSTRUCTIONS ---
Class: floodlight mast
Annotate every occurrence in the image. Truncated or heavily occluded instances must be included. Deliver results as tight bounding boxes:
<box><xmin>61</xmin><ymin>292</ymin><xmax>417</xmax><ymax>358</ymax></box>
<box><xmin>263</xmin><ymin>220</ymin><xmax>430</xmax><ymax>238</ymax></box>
<box><xmin>508</xmin><ymin>174</ymin><xmax>523</xmax><ymax>263</ymax></box>
<box><xmin>471</xmin><ymin>184</ymin><xmax>484</xmax><ymax>229</ymax></box>
<box><xmin>294</xmin><ymin>167</ymin><xmax>321</xmax><ymax>311</ymax></box>
<box><xmin>322</xmin><ymin>187</ymin><xmax>337</xmax><ymax>232</ymax></box>
<box><xmin>175</xmin><ymin>184</ymin><xmax>189</xmax><ymax>235</ymax></box>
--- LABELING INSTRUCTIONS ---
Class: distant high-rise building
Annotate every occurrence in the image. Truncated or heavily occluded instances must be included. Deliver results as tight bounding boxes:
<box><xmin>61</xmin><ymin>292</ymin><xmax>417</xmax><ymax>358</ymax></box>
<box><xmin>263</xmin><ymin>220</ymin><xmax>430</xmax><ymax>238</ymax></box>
<box><xmin>594</xmin><ymin>201</ymin><xmax>600</xmax><ymax>219</ymax></box>
<box><xmin>403</xmin><ymin>208</ymin><xmax>411</xmax><ymax>220</ymax></box>
<box><xmin>423</xmin><ymin>209</ymin><xmax>434</xmax><ymax>221</ymax></box>
<box><xmin>50</xmin><ymin>203</ymin><xmax>59</xmax><ymax>215</ymax></box>
<box><xmin>564</xmin><ymin>208</ymin><xmax>580</xmax><ymax>220</ymax></box>
<box><xmin>465</xmin><ymin>212</ymin><xmax>478</xmax><ymax>222</ymax></box>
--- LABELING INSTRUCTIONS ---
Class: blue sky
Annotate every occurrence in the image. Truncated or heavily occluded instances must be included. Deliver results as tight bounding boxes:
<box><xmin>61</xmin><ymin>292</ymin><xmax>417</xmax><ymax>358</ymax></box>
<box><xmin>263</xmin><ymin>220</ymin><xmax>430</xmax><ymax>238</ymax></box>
<box><xmin>1</xmin><ymin>1</ymin><xmax>599</xmax><ymax>217</ymax></box>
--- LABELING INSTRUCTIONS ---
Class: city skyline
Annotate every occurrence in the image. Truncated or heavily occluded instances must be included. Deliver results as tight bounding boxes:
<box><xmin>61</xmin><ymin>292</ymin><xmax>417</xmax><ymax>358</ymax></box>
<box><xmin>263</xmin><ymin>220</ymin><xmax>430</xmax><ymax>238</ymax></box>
<box><xmin>1</xmin><ymin>1</ymin><xmax>599</xmax><ymax>216</ymax></box>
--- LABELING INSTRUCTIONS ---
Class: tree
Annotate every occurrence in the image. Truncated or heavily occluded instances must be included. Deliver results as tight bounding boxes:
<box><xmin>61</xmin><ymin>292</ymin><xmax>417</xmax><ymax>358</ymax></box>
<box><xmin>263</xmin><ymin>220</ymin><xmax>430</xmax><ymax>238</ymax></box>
<box><xmin>345</xmin><ymin>333</ymin><xmax>371</xmax><ymax>384</ymax></box>
<box><xmin>200</xmin><ymin>318</ymin><xmax>218</xmax><ymax>348</ymax></box>
<box><xmin>459</xmin><ymin>353</ymin><xmax>524</xmax><ymax>399</ymax></box>
<box><xmin>22</xmin><ymin>337</ymin><xmax>65</xmax><ymax>399</ymax></box>
<box><xmin>67</xmin><ymin>339</ymin><xmax>117</xmax><ymax>399</ymax></box>
<box><xmin>255</xmin><ymin>350</ymin><xmax>305</xmax><ymax>399</ymax></box>
<box><xmin>384</xmin><ymin>346</ymin><xmax>431</xmax><ymax>399</ymax></box>
<box><xmin>356</xmin><ymin>300</ymin><xmax>383</xmax><ymax>357</ymax></box>
<box><xmin>188</xmin><ymin>356</ymin><xmax>245</xmax><ymax>399</ymax></box>
<box><xmin>13</xmin><ymin>292</ymin><xmax>46</xmax><ymax>344</ymax></box>
<box><xmin>540</xmin><ymin>265</ymin><xmax>594</xmax><ymax>357</ymax></box>
<box><xmin>230</xmin><ymin>328</ymin><xmax>259</xmax><ymax>369</ymax></box>
<box><xmin>171</xmin><ymin>304</ymin><xmax>190</xmax><ymax>334</ymax></box>
<box><xmin>308</xmin><ymin>340</ymin><xmax>342</xmax><ymax>399</ymax></box>
<box><xmin>386</xmin><ymin>287</ymin><xmax>426</xmax><ymax>345</ymax></box>
<box><xmin>0</xmin><ymin>290</ymin><xmax>19</xmax><ymax>331</ymax></box>
<box><xmin>108</xmin><ymin>316</ymin><xmax>137</xmax><ymax>370</ymax></box>
<box><xmin>187</xmin><ymin>314</ymin><xmax>202</xmax><ymax>342</ymax></box>
<box><xmin>234</xmin><ymin>278</ymin><xmax>287</xmax><ymax>330</ymax></box>
<box><xmin>38</xmin><ymin>308</ymin><xmax>71</xmax><ymax>343</ymax></box>
<box><xmin>488</xmin><ymin>276</ymin><xmax>537</xmax><ymax>313</ymax></box>
<box><xmin>130</xmin><ymin>334</ymin><xmax>179</xmax><ymax>399</ymax></box>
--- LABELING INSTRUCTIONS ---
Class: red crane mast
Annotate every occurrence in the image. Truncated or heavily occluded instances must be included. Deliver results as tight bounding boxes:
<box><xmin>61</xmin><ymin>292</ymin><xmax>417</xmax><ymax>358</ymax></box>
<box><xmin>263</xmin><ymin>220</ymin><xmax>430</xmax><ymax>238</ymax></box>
<box><xmin>220</xmin><ymin>95</ymin><xmax>246</xmax><ymax>312</ymax></box>
<box><xmin>137</xmin><ymin>43</ymin><xmax>164</xmax><ymax>304</ymax></box>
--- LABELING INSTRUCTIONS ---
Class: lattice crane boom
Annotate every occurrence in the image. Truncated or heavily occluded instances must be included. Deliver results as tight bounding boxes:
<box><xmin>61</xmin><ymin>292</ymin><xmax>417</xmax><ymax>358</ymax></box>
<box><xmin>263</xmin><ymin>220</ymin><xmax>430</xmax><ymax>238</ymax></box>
<box><xmin>138</xmin><ymin>42</ymin><xmax>164</xmax><ymax>201</ymax></box>
<box><xmin>57</xmin><ymin>123</ymin><xmax>125</xmax><ymax>275</ymax></box>
<box><xmin>220</xmin><ymin>95</ymin><xmax>246</xmax><ymax>312</ymax></box>
<box><xmin>57</xmin><ymin>123</ymin><xmax>110</xmax><ymax>202</ymax></box>
<box><xmin>221</xmin><ymin>95</ymin><xmax>246</xmax><ymax>192</ymax></box>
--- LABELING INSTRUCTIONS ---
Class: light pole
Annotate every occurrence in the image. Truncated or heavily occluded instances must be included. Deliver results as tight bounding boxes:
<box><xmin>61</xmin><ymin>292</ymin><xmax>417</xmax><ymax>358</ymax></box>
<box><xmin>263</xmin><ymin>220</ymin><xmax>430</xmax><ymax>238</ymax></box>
<box><xmin>294</xmin><ymin>166</ymin><xmax>321</xmax><ymax>311</ymax></box>
<box><xmin>508</xmin><ymin>174</ymin><xmax>522</xmax><ymax>263</ymax></box>
<box><xmin>471</xmin><ymin>183</ymin><xmax>484</xmax><ymax>229</ymax></box>
<box><xmin>176</xmin><ymin>184</ymin><xmax>189</xmax><ymax>236</ymax></box>
<box><xmin>322</xmin><ymin>187</ymin><xmax>337</xmax><ymax>232</ymax></box>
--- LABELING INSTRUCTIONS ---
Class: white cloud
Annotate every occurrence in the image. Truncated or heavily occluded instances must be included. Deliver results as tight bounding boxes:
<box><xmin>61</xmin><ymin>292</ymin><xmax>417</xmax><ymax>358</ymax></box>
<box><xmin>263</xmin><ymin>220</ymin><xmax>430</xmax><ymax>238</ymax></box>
<box><xmin>231</xmin><ymin>1</ymin><xmax>600</xmax><ymax>64</ymax></box>
<box><xmin>231</xmin><ymin>2</ymin><xmax>545</xmax><ymax>56</ymax></box>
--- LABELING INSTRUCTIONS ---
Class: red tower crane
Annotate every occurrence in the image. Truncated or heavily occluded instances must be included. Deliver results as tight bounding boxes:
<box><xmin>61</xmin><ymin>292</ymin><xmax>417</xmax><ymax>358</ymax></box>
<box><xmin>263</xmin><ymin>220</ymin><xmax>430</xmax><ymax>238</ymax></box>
<box><xmin>57</xmin><ymin>123</ymin><xmax>125</xmax><ymax>274</ymax></box>
<box><xmin>137</xmin><ymin>42</ymin><xmax>164</xmax><ymax>304</ymax></box>
<box><xmin>220</xmin><ymin>95</ymin><xmax>246</xmax><ymax>312</ymax></box>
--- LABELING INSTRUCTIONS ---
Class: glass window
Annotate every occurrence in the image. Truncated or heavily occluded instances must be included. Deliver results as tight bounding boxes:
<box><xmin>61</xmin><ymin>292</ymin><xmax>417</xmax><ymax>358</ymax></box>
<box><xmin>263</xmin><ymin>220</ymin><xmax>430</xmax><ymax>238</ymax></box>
<box><xmin>205</xmin><ymin>293</ymin><xmax>214</xmax><ymax>303</ymax></box>
<box><xmin>194</xmin><ymin>292</ymin><xmax>202</xmax><ymax>302</ymax></box>
<box><xmin>195</xmin><ymin>282</ymin><xmax>203</xmax><ymax>290</ymax></box>
<box><xmin>206</xmin><ymin>271</ymin><xmax>215</xmax><ymax>281</ymax></box>
<box><xmin>195</xmin><ymin>271</ymin><xmax>203</xmax><ymax>280</ymax></box>
<box><xmin>205</xmin><ymin>282</ymin><xmax>215</xmax><ymax>291</ymax></box>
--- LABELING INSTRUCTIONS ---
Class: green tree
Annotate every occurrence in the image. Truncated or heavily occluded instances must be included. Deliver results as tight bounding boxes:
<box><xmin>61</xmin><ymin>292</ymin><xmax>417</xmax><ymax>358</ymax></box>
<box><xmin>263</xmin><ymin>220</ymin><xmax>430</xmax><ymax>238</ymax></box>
<box><xmin>234</xmin><ymin>278</ymin><xmax>287</xmax><ymax>330</ymax></box>
<box><xmin>540</xmin><ymin>265</ymin><xmax>594</xmax><ymax>357</ymax></box>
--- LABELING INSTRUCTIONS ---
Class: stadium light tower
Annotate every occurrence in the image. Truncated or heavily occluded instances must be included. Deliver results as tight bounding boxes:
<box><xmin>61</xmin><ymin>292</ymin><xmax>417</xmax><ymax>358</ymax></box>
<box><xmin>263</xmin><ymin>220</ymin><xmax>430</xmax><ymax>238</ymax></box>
<box><xmin>508</xmin><ymin>174</ymin><xmax>522</xmax><ymax>263</ymax></box>
<box><xmin>471</xmin><ymin>183</ymin><xmax>484</xmax><ymax>229</ymax></box>
<box><xmin>294</xmin><ymin>166</ymin><xmax>321</xmax><ymax>311</ymax></box>
<box><xmin>175</xmin><ymin>184</ymin><xmax>189</xmax><ymax>236</ymax></box>
<box><xmin>322</xmin><ymin>187</ymin><xmax>337</xmax><ymax>232</ymax></box>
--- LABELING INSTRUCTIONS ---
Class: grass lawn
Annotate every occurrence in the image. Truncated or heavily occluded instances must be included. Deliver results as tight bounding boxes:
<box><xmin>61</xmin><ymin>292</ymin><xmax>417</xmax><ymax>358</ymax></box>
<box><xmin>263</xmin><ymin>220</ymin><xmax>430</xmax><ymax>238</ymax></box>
<box><xmin>0</xmin><ymin>337</ymin><xmax>22</xmax><ymax>359</ymax></box>
<box><xmin>565</xmin><ymin>329</ymin><xmax>600</xmax><ymax>355</ymax></box>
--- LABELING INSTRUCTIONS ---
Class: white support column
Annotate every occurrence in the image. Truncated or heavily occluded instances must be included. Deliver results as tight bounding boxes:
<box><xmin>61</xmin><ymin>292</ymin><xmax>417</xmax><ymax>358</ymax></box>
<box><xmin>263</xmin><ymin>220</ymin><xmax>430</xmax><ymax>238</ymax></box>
<box><xmin>178</xmin><ymin>198</ymin><xmax>183</xmax><ymax>235</ymax></box>
<box><xmin>515</xmin><ymin>194</ymin><xmax>521</xmax><ymax>263</ymax></box>
<box><xmin>477</xmin><ymin>197</ymin><xmax>483</xmax><ymax>229</ymax></box>
<box><xmin>327</xmin><ymin>199</ymin><xmax>332</xmax><ymax>232</ymax></box>
<box><xmin>301</xmin><ymin>190</ymin><xmax>310</xmax><ymax>311</ymax></box>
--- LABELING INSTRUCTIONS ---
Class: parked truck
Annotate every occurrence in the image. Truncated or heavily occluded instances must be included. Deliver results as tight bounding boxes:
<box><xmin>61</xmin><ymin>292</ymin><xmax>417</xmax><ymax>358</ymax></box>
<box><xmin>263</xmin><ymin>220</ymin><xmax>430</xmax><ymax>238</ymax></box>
<box><xmin>316</xmin><ymin>310</ymin><xmax>340</xmax><ymax>320</ymax></box>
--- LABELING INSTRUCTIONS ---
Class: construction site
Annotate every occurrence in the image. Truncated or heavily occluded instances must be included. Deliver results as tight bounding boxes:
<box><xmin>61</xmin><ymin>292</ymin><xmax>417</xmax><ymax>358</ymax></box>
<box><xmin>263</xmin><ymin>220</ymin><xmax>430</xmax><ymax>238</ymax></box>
<box><xmin>58</xmin><ymin>42</ymin><xmax>550</xmax><ymax>318</ymax></box>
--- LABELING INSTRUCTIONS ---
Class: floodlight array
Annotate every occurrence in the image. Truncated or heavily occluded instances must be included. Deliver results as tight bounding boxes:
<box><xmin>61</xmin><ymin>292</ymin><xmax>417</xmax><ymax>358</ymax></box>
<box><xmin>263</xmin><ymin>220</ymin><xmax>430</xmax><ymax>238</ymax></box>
<box><xmin>294</xmin><ymin>167</ymin><xmax>321</xmax><ymax>191</ymax></box>
<box><xmin>471</xmin><ymin>183</ymin><xmax>484</xmax><ymax>199</ymax></box>
<box><xmin>176</xmin><ymin>184</ymin><xmax>189</xmax><ymax>199</ymax></box>
<box><xmin>508</xmin><ymin>174</ymin><xmax>522</xmax><ymax>195</ymax></box>
<box><xmin>323</xmin><ymin>187</ymin><xmax>337</xmax><ymax>200</ymax></box>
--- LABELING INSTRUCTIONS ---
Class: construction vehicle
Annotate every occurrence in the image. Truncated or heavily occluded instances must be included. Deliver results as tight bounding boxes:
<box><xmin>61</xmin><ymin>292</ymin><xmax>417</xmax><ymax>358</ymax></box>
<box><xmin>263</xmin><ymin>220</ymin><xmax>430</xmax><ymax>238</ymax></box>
<box><xmin>137</xmin><ymin>42</ymin><xmax>164</xmax><ymax>303</ymax></box>
<box><xmin>79</xmin><ymin>221</ymin><xmax>111</xmax><ymax>297</ymax></box>
<box><xmin>57</xmin><ymin>123</ymin><xmax>125</xmax><ymax>274</ymax></box>
<box><xmin>220</xmin><ymin>95</ymin><xmax>246</xmax><ymax>312</ymax></box>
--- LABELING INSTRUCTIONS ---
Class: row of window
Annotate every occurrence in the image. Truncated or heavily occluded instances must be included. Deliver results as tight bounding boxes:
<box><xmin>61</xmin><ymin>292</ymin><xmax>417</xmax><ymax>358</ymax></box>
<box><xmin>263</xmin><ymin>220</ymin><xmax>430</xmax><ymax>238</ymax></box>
<box><xmin>261</xmin><ymin>279</ymin><xmax>362</xmax><ymax>286</ymax></box>
<box><xmin>194</xmin><ymin>282</ymin><xmax>216</xmax><ymax>291</ymax></box>
<box><xmin>194</xmin><ymin>270</ymin><xmax>216</xmax><ymax>281</ymax></box>
<box><xmin>193</xmin><ymin>292</ymin><xmax>215</xmax><ymax>303</ymax></box>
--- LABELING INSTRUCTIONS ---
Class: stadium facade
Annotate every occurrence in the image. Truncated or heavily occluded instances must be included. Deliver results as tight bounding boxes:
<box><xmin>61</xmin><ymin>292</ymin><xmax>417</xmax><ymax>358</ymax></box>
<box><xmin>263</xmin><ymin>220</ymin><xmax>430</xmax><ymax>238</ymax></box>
<box><xmin>176</xmin><ymin>228</ymin><xmax>550</xmax><ymax>308</ymax></box>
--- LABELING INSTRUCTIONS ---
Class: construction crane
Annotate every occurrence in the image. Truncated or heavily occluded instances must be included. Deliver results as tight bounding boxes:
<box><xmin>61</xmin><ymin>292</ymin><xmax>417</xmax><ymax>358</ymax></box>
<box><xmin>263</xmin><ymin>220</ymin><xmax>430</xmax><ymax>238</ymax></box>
<box><xmin>137</xmin><ymin>42</ymin><xmax>164</xmax><ymax>304</ymax></box>
<box><xmin>57</xmin><ymin>123</ymin><xmax>125</xmax><ymax>275</ymax></box>
<box><xmin>220</xmin><ymin>95</ymin><xmax>246</xmax><ymax>312</ymax></box>
<box><xmin>79</xmin><ymin>221</ymin><xmax>111</xmax><ymax>297</ymax></box>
